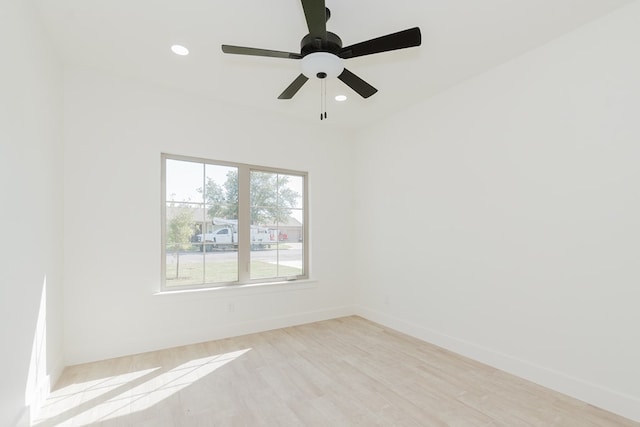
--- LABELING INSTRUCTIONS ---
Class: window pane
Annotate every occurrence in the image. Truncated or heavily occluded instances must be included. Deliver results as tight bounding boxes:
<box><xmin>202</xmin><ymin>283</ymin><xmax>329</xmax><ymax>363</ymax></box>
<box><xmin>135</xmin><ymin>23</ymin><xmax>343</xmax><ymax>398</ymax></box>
<box><xmin>204</xmin><ymin>247</ymin><xmax>238</xmax><ymax>283</ymax></box>
<box><xmin>250</xmin><ymin>171</ymin><xmax>277</xmax><ymax>209</ymax></box>
<box><xmin>249</xmin><ymin>171</ymin><xmax>304</xmax><ymax>280</ymax></box>
<box><xmin>165</xmin><ymin>161</ymin><xmax>240</xmax><ymax>287</ymax></box>
<box><xmin>202</xmin><ymin>164</ymin><xmax>239</xmax><ymax>284</ymax></box>
<box><xmin>204</xmin><ymin>164</ymin><xmax>237</xmax><ymax>219</ymax></box>
<box><xmin>279</xmin><ymin>174</ymin><xmax>304</xmax><ymax>209</ymax></box>
<box><xmin>283</xmin><ymin>210</ymin><xmax>304</xmax><ymax>275</ymax></box>
<box><xmin>165</xmin><ymin>202</ymin><xmax>204</xmax><ymax>287</ymax></box>
<box><xmin>165</xmin><ymin>159</ymin><xmax>204</xmax><ymax>203</ymax></box>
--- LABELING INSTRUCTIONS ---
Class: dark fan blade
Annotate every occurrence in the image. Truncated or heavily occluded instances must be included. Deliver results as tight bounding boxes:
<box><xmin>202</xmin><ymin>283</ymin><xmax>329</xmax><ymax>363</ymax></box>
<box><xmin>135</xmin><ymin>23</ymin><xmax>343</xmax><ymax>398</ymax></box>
<box><xmin>222</xmin><ymin>45</ymin><xmax>302</xmax><ymax>59</ymax></box>
<box><xmin>339</xmin><ymin>27</ymin><xmax>421</xmax><ymax>59</ymax></box>
<box><xmin>338</xmin><ymin>69</ymin><xmax>377</xmax><ymax>98</ymax></box>
<box><xmin>300</xmin><ymin>0</ymin><xmax>327</xmax><ymax>40</ymax></box>
<box><xmin>278</xmin><ymin>74</ymin><xmax>309</xmax><ymax>99</ymax></box>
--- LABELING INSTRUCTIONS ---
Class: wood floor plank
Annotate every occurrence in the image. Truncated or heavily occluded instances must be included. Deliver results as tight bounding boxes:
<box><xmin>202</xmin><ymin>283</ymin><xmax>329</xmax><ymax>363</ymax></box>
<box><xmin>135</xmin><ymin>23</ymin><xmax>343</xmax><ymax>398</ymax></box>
<box><xmin>33</xmin><ymin>316</ymin><xmax>638</xmax><ymax>426</ymax></box>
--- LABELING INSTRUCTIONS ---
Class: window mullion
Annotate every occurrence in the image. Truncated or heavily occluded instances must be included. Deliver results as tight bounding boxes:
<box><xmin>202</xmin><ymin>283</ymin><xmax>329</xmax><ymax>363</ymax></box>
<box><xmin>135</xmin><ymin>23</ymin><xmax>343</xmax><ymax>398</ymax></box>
<box><xmin>237</xmin><ymin>166</ymin><xmax>251</xmax><ymax>283</ymax></box>
<box><xmin>201</xmin><ymin>163</ymin><xmax>206</xmax><ymax>285</ymax></box>
<box><xmin>161</xmin><ymin>155</ymin><xmax>167</xmax><ymax>287</ymax></box>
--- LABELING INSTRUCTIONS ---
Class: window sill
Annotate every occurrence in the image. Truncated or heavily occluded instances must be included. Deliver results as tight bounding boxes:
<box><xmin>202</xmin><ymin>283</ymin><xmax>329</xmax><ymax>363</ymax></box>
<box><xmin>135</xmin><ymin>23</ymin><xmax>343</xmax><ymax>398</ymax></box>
<box><xmin>154</xmin><ymin>279</ymin><xmax>317</xmax><ymax>299</ymax></box>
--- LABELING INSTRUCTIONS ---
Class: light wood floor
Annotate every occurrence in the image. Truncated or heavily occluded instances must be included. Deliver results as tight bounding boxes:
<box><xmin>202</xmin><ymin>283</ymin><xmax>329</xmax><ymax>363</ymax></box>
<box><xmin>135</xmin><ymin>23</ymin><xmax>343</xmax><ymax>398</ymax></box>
<box><xmin>34</xmin><ymin>316</ymin><xmax>637</xmax><ymax>426</ymax></box>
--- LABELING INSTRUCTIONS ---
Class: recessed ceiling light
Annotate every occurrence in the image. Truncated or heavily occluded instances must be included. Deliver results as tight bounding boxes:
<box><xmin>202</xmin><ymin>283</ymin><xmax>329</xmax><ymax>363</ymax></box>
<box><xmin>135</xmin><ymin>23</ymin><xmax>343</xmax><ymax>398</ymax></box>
<box><xmin>335</xmin><ymin>95</ymin><xmax>347</xmax><ymax>102</ymax></box>
<box><xmin>171</xmin><ymin>44</ymin><xmax>189</xmax><ymax>56</ymax></box>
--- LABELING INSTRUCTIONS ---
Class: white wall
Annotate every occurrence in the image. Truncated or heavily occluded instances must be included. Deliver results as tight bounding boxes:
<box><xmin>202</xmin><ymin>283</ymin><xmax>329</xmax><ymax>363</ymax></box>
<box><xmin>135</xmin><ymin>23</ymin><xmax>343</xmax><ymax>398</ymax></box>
<box><xmin>0</xmin><ymin>1</ymin><xmax>64</xmax><ymax>426</ymax></box>
<box><xmin>63</xmin><ymin>67</ymin><xmax>356</xmax><ymax>365</ymax></box>
<box><xmin>354</xmin><ymin>1</ymin><xmax>640</xmax><ymax>422</ymax></box>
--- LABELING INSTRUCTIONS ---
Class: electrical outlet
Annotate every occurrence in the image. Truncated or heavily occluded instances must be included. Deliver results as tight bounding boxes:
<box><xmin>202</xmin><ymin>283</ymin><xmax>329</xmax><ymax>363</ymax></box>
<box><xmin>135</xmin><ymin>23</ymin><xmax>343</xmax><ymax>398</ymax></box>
<box><xmin>228</xmin><ymin>302</ymin><xmax>235</xmax><ymax>312</ymax></box>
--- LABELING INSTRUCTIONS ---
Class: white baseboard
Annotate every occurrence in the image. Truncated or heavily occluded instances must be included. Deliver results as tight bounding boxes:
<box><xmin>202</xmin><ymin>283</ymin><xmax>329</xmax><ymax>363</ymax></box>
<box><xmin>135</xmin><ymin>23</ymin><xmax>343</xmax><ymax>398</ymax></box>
<box><xmin>66</xmin><ymin>305</ymin><xmax>358</xmax><ymax>366</ymax></box>
<box><xmin>208</xmin><ymin>305</ymin><xmax>356</xmax><ymax>341</ymax></box>
<box><xmin>355</xmin><ymin>305</ymin><xmax>640</xmax><ymax>423</ymax></box>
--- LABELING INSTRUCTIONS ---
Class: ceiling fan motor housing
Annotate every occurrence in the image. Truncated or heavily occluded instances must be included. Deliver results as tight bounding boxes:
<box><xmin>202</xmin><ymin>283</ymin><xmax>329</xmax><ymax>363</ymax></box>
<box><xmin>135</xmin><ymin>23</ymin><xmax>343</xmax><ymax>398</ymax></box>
<box><xmin>300</xmin><ymin>32</ymin><xmax>343</xmax><ymax>56</ymax></box>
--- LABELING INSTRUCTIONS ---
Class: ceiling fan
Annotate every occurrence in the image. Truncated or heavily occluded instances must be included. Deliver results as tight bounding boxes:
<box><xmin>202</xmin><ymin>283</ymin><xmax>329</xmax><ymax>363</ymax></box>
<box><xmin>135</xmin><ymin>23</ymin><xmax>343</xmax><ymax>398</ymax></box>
<box><xmin>221</xmin><ymin>0</ymin><xmax>421</xmax><ymax>103</ymax></box>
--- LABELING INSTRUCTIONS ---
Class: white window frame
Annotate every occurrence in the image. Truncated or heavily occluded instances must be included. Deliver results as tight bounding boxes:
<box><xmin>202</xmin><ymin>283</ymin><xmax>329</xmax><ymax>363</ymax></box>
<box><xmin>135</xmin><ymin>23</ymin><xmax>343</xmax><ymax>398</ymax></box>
<box><xmin>161</xmin><ymin>153</ymin><xmax>309</xmax><ymax>291</ymax></box>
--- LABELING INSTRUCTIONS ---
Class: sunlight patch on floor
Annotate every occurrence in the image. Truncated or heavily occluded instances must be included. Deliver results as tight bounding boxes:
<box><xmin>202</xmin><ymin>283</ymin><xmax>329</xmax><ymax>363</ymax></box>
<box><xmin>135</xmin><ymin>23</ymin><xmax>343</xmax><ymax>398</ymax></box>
<box><xmin>33</xmin><ymin>349</ymin><xmax>251</xmax><ymax>426</ymax></box>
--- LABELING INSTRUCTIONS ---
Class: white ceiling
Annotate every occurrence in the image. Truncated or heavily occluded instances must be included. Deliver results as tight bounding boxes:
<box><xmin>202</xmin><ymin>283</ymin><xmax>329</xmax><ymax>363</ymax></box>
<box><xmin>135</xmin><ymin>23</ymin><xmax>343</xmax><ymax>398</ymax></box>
<box><xmin>33</xmin><ymin>0</ymin><xmax>633</xmax><ymax>130</ymax></box>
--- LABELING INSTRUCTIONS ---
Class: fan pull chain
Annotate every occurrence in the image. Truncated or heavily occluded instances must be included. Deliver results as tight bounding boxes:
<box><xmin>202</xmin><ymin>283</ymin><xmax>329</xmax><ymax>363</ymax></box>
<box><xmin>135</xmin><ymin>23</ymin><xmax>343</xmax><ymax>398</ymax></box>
<box><xmin>319</xmin><ymin>79</ymin><xmax>328</xmax><ymax>120</ymax></box>
<box><xmin>320</xmin><ymin>80</ymin><xmax>323</xmax><ymax>120</ymax></box>
<box><xmin>320</xmin><ymin>80</ymin><xmax>327</xmax><ymax>120</ymax></box>
<box><xmin>324</xmin><ymin>79</ymin><xmax>327</xmax><ymax>119</ymax></box>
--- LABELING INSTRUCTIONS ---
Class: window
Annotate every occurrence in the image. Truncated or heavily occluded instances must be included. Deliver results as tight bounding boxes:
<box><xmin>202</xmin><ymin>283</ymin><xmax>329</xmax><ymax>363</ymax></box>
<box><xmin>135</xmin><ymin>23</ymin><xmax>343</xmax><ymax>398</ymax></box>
<box><xmin>161</xmin><ymin>154</ymin><xmax>308</xmax><ymax>290</ymax></box>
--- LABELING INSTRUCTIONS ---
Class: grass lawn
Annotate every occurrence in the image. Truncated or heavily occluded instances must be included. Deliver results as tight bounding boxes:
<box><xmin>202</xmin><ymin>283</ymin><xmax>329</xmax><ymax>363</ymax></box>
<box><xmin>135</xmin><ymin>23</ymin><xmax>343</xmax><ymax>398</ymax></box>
<box><xmin>165</xmin><ymin>260</ymin><xmax>302</xmax><ymax>286</ymax></box>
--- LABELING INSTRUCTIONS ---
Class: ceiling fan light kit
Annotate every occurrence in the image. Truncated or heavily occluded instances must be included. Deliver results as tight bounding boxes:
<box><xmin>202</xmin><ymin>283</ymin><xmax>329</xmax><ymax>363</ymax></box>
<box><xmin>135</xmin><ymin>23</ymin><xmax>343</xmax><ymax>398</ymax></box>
<box><xmin>301</xmin><ymin>52</ymin><xmax>344</xmax><ymax>80</ymax></box>
<box><xmin>221</xmin><ymin>0</ymin><xmax>421</xmax><ymax>118</ymax></box>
